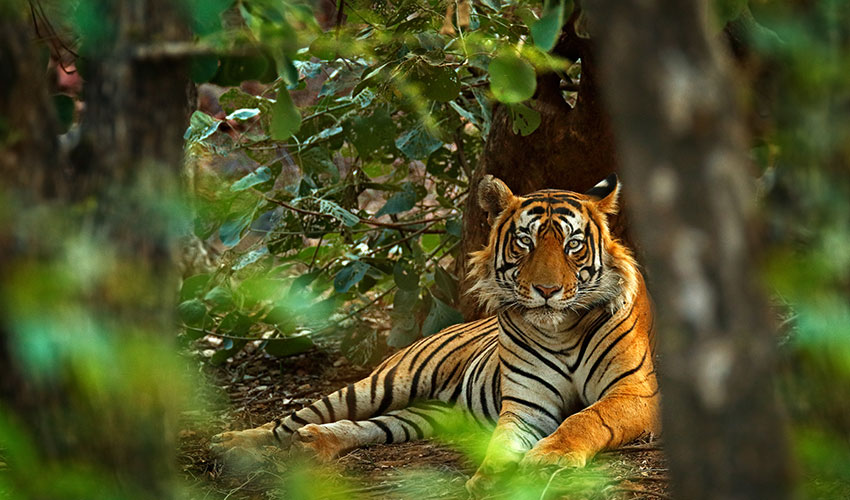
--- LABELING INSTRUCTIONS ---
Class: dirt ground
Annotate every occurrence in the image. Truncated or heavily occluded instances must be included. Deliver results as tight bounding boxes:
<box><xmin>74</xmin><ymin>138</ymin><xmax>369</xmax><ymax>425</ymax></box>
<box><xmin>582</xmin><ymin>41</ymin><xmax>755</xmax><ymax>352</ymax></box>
<box><xmin>179</xmin><ymin>345</ymin><xmax>671</xmax><ymax>500</ymax></box>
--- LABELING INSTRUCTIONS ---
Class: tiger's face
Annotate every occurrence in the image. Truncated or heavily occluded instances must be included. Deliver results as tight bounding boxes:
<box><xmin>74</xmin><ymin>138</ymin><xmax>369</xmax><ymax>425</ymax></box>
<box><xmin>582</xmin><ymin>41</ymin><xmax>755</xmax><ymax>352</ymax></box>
<box><xmin>468</xmin><ymin>175</ymin><xmax>637</xmax><ymax>330</ymax></box>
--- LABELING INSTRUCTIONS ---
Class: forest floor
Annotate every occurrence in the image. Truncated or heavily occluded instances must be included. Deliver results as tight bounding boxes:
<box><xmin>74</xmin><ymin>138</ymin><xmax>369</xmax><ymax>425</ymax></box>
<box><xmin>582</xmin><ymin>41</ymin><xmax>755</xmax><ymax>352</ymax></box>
<box><xmin>179</xmin><ymin>344</ymin><xmax>671</xmax><ymax>500</ymax></box>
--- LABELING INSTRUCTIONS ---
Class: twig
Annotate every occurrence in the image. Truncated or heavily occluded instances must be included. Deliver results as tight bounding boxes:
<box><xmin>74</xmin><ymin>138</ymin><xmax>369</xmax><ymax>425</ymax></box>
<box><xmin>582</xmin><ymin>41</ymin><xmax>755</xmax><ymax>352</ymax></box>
<box><xmin>260</xmin><ymin>193</ymin><xmax>454</xmax><ymax>231</ymax></box>
<box><xmin>222</xmin><ymin>472</ymin><xmax>260</xmax><ymax>500</ymax></box>
<box><xmin>609</xmin><ymin>486</ymin><xmax>672</xmax><ymax>500</ymax></box>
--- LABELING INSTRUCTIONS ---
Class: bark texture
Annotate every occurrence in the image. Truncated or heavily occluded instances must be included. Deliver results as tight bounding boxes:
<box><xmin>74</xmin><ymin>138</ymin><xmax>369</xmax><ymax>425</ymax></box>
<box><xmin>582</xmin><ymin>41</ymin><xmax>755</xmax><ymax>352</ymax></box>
<box><xmin>586</xmin><ymin>1</ymin><xmax>791</xmax><ymax>498</ymax></box>
<box><xmin>458</xmin><ymin>7</ymin><xmax>626</xmax><ymax>319</ymax></box>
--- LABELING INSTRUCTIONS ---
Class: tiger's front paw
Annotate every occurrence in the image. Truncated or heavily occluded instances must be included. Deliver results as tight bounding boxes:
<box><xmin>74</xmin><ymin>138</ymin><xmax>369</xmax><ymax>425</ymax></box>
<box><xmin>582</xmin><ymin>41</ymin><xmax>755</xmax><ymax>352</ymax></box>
<box><xmin>290</xmin><ymin>423</ymin><xmax>348</xmax><ymax>463</ymax></box>
<box><xmin>465</xmin><ymin>461</ymin><xmax>517</xmax><ymax>499</ymax></box>
<box><xmin>210</xmin><ymin>422</ymin><xmax>280</xmax><ymax>471</ymax></box>
<box><xmin>210</xmin><ymin>421</ymin><xmax>277</xmax><ymax>454</ymax></box>
<box><xmin>520</xmin><ymin>440</ymin><xmax>587</xmax><ymax>470</ymax></box>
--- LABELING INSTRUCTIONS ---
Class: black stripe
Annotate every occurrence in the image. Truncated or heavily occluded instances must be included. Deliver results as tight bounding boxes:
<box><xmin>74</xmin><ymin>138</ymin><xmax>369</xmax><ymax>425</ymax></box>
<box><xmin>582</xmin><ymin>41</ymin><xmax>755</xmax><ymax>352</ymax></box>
<box><xmin>373</xmin><ymin>367</ymin><xmax>397</xmax><ymax>416</ymax></box>
<box><xmin>410</xmin><ymin>330</ymin><xmax>473</xmax><ymax>401</ymax></box>
<box><xmin>305</xmin><ymin>404</ymin><xmax>325</xmax><ymax>422</ymax></box>
<box><xmin>598</xmin><ymin>351</ymin><xmax>648</xmax><ymax>399</ymax></box>
<box><xmin>345</xmin><ymin>383</ymin><xmax>357</xmax><ymax>418</ymax></box>
<box><xmin>370</xmin><ymin>374</ymin><xmax>378</xmax><ymax>405</ymax></box>
<box><xmin>502</xmin><ymin>396</ymin><xmax>561</xmax><ymax>425</ymax></box>
<box><xmin>500</xmin><ymin>315</ymin><xmax>571</xmax><ymax>381</ymax></box>
<box><xmin>501</xmin><ymin>357</ymin><xmax>562</xmax><ymax>401</ymax></box>
<box><xmin>271</xmin><ymin>419</ymin><xmax>282</xmax><ymax>443</ymax></box>
<box><xmin>370</xmin><ymin>419</ymin><xmax>394</xmax><ymax>443</ymax></box>
<box><xmin>567</xmin><ymin>308</ymin><xmax>623</xmax><ymax>372</ymax></box>
<box><xmin>582</xmin><ymin>317</ymin><xmax>639</xmax><ymax>401</ymax></box>
<box><xmin>321</xmin><ymin>395</ymin><xmax>336</xmax><ymax>422</ymax></box>
<box><xmin>291</xmin><ymin>413</ymin><xmax>309</xmax><ymax>425</ymax></box>
<box><xmin>405</xmin><ymin>407</ymin><xmax>440</xmax><ymax>432</ymax></box>
<box><xmin>429</xmin><ymin>324</ymin><xmax>497</xmax><ymax>398</ymax></box>
<box><xmin>393</xmin><ymin>415</ymin><xmax>425</xmax><ymax>440</ymax></box>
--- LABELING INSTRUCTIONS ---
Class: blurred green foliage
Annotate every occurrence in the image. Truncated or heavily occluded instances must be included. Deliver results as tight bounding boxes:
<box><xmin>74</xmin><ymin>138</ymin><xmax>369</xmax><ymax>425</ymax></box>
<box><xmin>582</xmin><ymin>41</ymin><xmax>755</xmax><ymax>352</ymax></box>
<box><xmin>748</xmin><ymin>0</ymin><xmax>850</xmax><ymax>497</ymax></box>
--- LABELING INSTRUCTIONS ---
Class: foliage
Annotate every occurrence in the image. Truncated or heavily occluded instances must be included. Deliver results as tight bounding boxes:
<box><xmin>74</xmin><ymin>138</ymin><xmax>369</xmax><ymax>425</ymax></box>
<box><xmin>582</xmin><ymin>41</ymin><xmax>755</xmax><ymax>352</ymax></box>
<box><xmin>174</xmin><ymin>0</ymin><xmax>574</xmax><ymax>362</ymax></box>
<box><xmin>746</xmin><ymin>1</ymin><xmax>850</xmax><ymax>496</ymax></box>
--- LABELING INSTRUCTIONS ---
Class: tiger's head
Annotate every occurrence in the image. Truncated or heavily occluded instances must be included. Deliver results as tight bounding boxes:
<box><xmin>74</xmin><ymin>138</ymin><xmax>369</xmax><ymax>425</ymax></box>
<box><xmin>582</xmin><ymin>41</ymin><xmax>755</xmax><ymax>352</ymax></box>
<box><xmin>467</xmin><ymin>175</ymin><xmax>639</xmax><ymax>330</ymax></box>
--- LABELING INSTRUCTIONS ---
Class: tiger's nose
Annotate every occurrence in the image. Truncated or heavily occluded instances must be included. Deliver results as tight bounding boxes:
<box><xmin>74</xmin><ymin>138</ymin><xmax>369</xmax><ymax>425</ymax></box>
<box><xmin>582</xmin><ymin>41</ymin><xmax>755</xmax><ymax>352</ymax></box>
<box><xmin>533</xmin><ymin>284</ymin><xmax>562</xmax><ymax>299</ymax></box>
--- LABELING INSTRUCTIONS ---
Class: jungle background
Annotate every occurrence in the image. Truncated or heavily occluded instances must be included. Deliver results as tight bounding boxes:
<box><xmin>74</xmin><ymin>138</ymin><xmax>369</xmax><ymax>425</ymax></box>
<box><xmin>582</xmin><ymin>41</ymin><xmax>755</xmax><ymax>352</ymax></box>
<box><xmin>1</xmin><ymin>0</ymin><xmax>848</xmax><ymax>499</ymax></box>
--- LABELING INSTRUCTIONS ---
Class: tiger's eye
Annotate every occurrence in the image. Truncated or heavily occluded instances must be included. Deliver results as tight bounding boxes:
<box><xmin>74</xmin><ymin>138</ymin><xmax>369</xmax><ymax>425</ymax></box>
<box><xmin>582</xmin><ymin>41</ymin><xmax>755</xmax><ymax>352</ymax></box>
<box><xmin>518</xmin><ymin>235</ymin><xmax>533</xmax><ymax>248</ymax></box>
<box><xmin>567</xmin><ymin>239</ymin><xmax>583</xmax><ymax>250</ymax></box>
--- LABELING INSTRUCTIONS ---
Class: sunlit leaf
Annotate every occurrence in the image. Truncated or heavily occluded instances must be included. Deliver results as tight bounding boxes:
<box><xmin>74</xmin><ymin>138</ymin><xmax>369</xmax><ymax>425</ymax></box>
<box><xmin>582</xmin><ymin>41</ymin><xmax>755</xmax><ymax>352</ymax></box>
<box><xmin>226</xmin><ymin>108</ymin><xmax>261</xmax><ymax>121</ymax></box>
<box><xmin>530</xmin><ymin>0</ymin><xmax>565</xmax><ymax>51</ymax></box>
<box><xmin>270</xmin><ymin>87</ymin><xmax>301</xmax><ymax>141</ymax></box>
<box><xmin>231</xmin><ymin>166</ymin><xmax>272</xmax><ymax>192</ymax></box>
<box><xmin>318</xmin><ymin>199</ymin><xmax>360</xmax><ymax>227</ymax></box>
<box><xmin>508</xmin><ymin>103</ymin><xmax>542</xmax><ymax>136</ymax></box>
<box><xmin>489</xmin><ymin>52</ymin><xmax>537</xmax><ymax>103</ymax></box>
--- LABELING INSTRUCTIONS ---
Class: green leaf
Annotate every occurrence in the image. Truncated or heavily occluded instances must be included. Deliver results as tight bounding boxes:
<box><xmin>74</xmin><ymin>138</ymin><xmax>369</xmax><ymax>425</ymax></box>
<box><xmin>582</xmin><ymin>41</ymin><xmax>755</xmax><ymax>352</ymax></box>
<box><xmin>508</xmin><ymin>103</ymin><xmax>542</xmax><ymax>136</ymax></box>
<box><xmin>231</xmin><ymin>166</ymin><xmax>272</xmax><ymax>192</ymax></box>
<box><xmin>376</xmin><ymin>182</ymin><xmax>425</xmax><ymax>217</ymax></box>
<box><xmin>350</xmin><ymin>108</ymin><xmax>395</xmax><ymax>158</ymax></box>
<box><xmin>388</xmin><ymin>321</ymin><xmax>420</xmax><ymax>348</ymax></box>
<box><xmin>52</xmin><ymin>94</ymin><xmax>75</xmax><ymax>133</ymax></box>
<box><xmin>265</xmin><ymin>335</ymin><xmax>314</xmax><ymax>357</ymax></box>
<box><xmin>446</xmin><ymin>219</ymin><xmax>463</xmax><ymax>238</ymax></box>
<box><xmin>395</xmin><ymin>126</ymin><xmax>443</xmax><ymax>160</ymax></box>
<box><xmin>318</xmin><ymin>199</ymin><xmax>360</xmax><ymax>227</ymax></box>
<box><xmin>233</xmin><ymin>247</ymin><xmax>269</xmax><ymax>271</ymax></box>
<box><xmin>301</xmin><ymin>148</ymin><xmax>339</xmax><ymax>179</ymax></box>
<box><xmin>489</xmin><ymin>52</ymin><xmax>537</xmax><ymax>103</ymax></box>
<box><xmin>180</xmin><ymin>273</ymin><xmax>212</xmax><ymax>301</ymax></box>
<box><xmin>219</xmin><ymin>88</ymin><xmax>262</xmax><ymax>114</ymax></box>
<box><xmin>184</xmin><ymin>111</ymin><xmax>220</xmax><ymax>142</ymax></box>
<box><xmin>334</xmin><ymin>261</ymin><xmax>371</xmax><ymax>293</ymax></box>
<box><xmin>177</xmin><ymin>299</ymin><xmax>207</xmax><ymax>327</ymax></box>
<box><xmin>394</xmin><ymin>260</ymin><xmax>419</xmax><ymax>291</ymax></box>
<box><xmin>434</xmin><ymin>266</ymin><xmax>459</xmax><ymax>304</ymax></box>
<box><xmin>226</xmin><ymin>108</ymin><xmax>261</xmax><ymax>121</ymax></box>
<box><xmin>204</xmin><ymin>286</ymin><xmax>233</xmax><ymax>312</ymax></box>
<box><xmin>219</xmin><ymin>212</ymin><xmax>252</xmax><ymax>247</ymax></box>
<box><xmin>411</xmin><ymin>63</ymin><xmax>461</xmax><ymax>102</ymax></box>
<box><xmin>190</xmin><ymin>55</ymin><xmax>220</xmax><ymax>83</ymax></box>
<box><xmin>422</xmin><ymin>296</ymin><xmax>464</xmax><ymax>336</ymax></box>
<box><xmin>213</xmin><ymin>55</ymin><xmax>272</xmax><ymax>86</ymax></box>
<box><xmin>270</xmin><ymin>87</ymin><xmax>301</xmax><ymax>141</ymax></box>
<box><xmin>530</xmin><ymin>0</ymin><xmax>565</xmax><ymax>52</ymax></box>
<box><xmin>393</xmin><ymin>288</ymin><xmax>420</xmax><ymax>312</ymax></box>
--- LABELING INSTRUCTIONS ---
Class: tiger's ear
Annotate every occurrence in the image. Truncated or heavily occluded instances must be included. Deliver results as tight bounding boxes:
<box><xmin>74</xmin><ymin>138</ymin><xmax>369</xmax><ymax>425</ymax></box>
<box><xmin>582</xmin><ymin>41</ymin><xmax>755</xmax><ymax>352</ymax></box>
<box><xmin>478</xmin><ymin>175</ymin><xmax>514</xmax><ymax>225</ymax></box>
<box><xmin>585</xmin><ymin>173</ymin><xmax>619</xmax><ymax>215</ymax></box>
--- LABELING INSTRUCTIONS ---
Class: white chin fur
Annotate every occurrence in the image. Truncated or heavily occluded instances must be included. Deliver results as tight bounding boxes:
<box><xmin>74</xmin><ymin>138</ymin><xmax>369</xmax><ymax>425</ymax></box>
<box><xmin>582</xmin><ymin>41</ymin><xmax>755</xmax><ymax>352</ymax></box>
<box><xmin>522</xmin><ymin>307</ymin><xmax>571</xmax><ymax>330</ymax></box>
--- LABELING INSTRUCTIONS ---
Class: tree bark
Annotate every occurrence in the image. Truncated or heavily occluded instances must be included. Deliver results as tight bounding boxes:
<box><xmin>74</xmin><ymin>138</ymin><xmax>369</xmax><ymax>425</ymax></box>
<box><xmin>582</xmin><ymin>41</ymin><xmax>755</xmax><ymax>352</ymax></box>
<box><xmin>586</xmin><ymin>1</ymin><xmax>791</xmax><ymax>498</ymax></box>
<box><xmin>458</xmin><ymin>7</ymin><xmax>626</xmax><ymax>319</ymax></box>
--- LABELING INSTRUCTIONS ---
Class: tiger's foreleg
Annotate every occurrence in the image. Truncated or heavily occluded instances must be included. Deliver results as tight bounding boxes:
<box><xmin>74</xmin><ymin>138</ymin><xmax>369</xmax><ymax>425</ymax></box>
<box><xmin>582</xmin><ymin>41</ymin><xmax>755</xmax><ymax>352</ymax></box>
<box><xmin>290</xmin><ymin>402</ymin><xmax>455</xmax><ymax>461</ymax></box>
<box><xmin>520</xmin><ymin>388</ymin><xmax>659</xmax><ymax>469</ymax></box>
<box><xmin>465</xmin><ymin>402</ymin><xmax>551</xmax><ymax>496</ymax></box>
<box><xmin>211</xmin><ymin>371</ymin><xmax>404</xmax><ymax>455</ymax></box>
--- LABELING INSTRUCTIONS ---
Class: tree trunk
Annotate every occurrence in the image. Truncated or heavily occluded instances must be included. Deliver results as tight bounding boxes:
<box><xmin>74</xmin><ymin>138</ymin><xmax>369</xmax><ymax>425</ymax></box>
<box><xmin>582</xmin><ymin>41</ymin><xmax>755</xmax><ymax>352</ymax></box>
<box><xmin>587</xmin><ymin>1</ymin><xmax>791</xmax><ymax>498</ymax></box>
<box><xmin>458</xmin><ymin>7</ymin><xmax>626</xmax><ymax>319</ymax></box>
<box><xmin>0</xmin><ymin>1</ymin><xmax>191</xmax><ymax>498</ymax></box>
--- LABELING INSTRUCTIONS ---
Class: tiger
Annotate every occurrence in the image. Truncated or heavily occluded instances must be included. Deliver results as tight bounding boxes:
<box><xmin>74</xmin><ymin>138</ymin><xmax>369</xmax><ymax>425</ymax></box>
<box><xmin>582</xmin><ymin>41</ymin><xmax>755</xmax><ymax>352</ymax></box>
<box><xmin>211</xmin><ymin>174</ymin><xmax>659</xmax><ymax>495</ymax></box>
